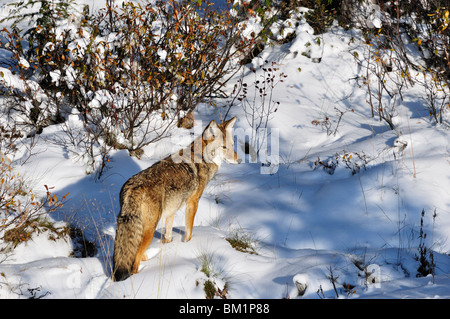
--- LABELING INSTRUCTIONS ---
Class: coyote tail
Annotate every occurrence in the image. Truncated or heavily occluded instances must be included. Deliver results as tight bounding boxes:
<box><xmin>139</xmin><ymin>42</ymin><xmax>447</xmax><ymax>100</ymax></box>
<box><xmin>112</xmin><ymin>197</ymin><xmax>143</xmax><ymax>281</ymax></box>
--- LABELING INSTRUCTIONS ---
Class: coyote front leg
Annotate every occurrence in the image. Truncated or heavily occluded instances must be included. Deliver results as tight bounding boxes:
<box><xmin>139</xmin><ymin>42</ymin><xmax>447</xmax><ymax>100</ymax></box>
<box><xmin>184</xmin><ymin>195</ymin><xmax>201</xmax><ymax>242</ymax></box>
<box><xmin>162</xmin><ymin>214</ymin><xmax>175</xmax><ymax>243</ymax></box>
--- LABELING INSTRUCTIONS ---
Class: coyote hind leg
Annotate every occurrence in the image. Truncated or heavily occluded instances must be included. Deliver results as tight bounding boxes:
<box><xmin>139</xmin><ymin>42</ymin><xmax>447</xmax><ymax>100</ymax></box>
<box><xmin>132</xmin><ymin>210</ymin><xmax>158</xmax><ymax>274</ymax></box>
<box><xmin>132</xmin><ymin>228</ymin><xmax>155</xmax><ymax>274</ymax></box>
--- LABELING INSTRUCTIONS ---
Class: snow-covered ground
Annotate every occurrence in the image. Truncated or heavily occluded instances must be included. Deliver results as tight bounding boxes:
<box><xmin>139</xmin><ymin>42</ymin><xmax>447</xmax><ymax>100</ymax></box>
<box><xmin>1</xmin><ymin>0</ymin><xmax>449</xmax><ymax>299</ymax></box>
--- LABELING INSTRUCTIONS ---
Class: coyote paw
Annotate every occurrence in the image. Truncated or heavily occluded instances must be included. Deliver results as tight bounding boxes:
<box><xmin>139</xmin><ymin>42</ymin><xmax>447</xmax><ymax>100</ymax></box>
<box><xmin>162</xmin><ymin>237</ymin><xmax>172</xmax><ymax>244</ymax></box>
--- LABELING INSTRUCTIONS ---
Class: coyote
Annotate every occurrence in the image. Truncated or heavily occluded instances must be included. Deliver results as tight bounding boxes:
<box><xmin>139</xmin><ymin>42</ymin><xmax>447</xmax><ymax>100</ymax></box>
<box><xmin>112</xmin><ymin>117</ymin><xmax>240</xmax><ymax>281</ymax></box>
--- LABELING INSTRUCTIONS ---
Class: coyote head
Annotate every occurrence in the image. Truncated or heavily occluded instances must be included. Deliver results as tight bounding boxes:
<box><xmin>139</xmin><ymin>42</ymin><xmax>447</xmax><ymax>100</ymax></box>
<box><xmin>203</xmin><ymin>117</ymin><xmax>241</xmax><ymax>166</ymax></box>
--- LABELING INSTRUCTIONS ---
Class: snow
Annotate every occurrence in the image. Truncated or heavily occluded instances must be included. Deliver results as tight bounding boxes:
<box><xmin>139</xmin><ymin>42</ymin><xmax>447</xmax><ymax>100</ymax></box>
<box><xmin>1</xmin><ymin>0</ymin><xmax>450</xmax><ymax>300</ymax></box>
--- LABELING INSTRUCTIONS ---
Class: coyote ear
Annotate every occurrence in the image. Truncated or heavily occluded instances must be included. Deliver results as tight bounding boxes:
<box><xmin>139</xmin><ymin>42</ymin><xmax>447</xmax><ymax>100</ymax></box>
<box><xmin>225</xmin><ymin>117</ymin><xmax>237</xmax><ymax>129</ymax></box>
<box><xmin>204</xmin><ymin>120</ymin><xmax>219</xmax><ymax>140</ymax></box>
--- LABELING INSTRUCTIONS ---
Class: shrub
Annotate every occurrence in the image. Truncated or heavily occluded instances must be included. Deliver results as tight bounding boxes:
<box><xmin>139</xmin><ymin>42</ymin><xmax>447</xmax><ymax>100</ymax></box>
<box><xmin>73</xmin><ymin>0</ymin><xmax>250</xmax><ymax>151</ymax></box>
<box><xmin>0</xmin><ymin>0</ymin><xmax>81</xmax><ymax>132</ymax></box>
<box><xmin>352</xmin><ymin>0</ymin><xmax>449</xmax><ymax>128</ymax></box>
<box><xmin>416</xmin><ymin>209</ymin><xmax>436</xmax><ymax>279</ymax></box>
<box><xmin>0</xmin><ymin>152</ymin><xmax>68</xmax><ymax>249</ymax></box>
<box><xmin>304</xmin><ymin>0</ymin><xmax>341</xmax><ymax>34</ymax></box>
<box><xmin>197</xmin><ymin>251</ymin><xmax>229</xmax><ymax>299</ymax></box>
<box><xmin>1</xmin><ymin>0</ymin><xmax>253</xmax><ymax>178</ymax></box>
<box><xmin>226</xmin><ymin>228</ymin><xmax>258</xmax><ymax>255</ymax></box>
<box><xmin>313</xmin><ymin>150</ymin><xmax>370</xmax><ymax>175</ymax></box>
